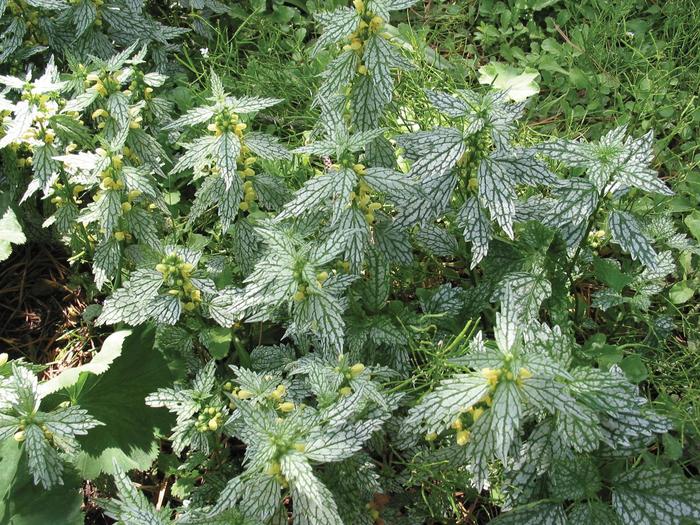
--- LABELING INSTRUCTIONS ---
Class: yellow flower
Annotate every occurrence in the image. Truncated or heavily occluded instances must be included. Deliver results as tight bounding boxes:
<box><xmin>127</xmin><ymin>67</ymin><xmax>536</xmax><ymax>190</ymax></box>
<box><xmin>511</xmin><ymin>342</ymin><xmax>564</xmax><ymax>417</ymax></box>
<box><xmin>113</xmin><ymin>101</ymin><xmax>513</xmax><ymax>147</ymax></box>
<box><xmin>455</xmin><ymin>430</ymin><xmax>470</xmax><ymax>446</ymax></box>
<box><xmin>369</xmin><ymin>15</ymin><xmax>384</xmax><ymax>32</ymax></box>
<box><xmin>350</xmin><ymin>363</ymin><xmax>365</xmax><ymax>377</ymax></box>
<box><xmin>518</xmin><ymin>368</ymin><xmax>533</xmax><ymax>380</ymax></box>
<box><xmin>279</xmin><ymin>402</ymin><xmax>295</xmax><ymax>413</ymax></box>
<box><xmin>237</xmin><ymin>389</ymin><xmax>253</xmax><ymax>400</ymax></box>
<box><xmin>481</xmin><ymin>368</ymin><xmax>501</xmax><ymax>386</ymax></box>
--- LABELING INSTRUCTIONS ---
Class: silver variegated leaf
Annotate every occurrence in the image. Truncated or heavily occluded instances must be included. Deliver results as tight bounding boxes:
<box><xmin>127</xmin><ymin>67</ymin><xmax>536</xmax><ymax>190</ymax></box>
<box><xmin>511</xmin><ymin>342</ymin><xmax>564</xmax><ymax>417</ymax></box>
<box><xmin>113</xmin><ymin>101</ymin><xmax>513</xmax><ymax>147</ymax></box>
<box><xmin>457</xmin><ymin>197</ymin><xmax>492</xmax><ymax>268</ymax></box>
<box><xmin>612</xmin><ymin>467</ymin><xmax>700</xmax><ymax>525</ymax></box>
<box><xmin>244</xmin><ymin>132</ymin><xmax>291</xmax><ymax>160</ymax></box>
<box><xmin>609</xmin><ymin>210</ymin><xmax>657</xmax><ymax>269</ymax></box>
<box><xmin>93</xmin><ymin>237</ymin><xmax>121</xmax><ymax>289</ymax></box>
<box><xmin>311</xmin><ymin>7</ymin><xmax>360</xmax><ymax>56</ymax></box>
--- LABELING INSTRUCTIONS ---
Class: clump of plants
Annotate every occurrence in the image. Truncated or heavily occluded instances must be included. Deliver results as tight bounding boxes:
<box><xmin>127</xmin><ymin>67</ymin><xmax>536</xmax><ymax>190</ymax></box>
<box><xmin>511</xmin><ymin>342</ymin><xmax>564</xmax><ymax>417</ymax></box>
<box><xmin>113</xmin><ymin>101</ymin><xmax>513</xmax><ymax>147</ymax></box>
<box><xmin>0</xmin><ymin>1</ymin><xmax>698</xmax><ymax>524</ymax></box>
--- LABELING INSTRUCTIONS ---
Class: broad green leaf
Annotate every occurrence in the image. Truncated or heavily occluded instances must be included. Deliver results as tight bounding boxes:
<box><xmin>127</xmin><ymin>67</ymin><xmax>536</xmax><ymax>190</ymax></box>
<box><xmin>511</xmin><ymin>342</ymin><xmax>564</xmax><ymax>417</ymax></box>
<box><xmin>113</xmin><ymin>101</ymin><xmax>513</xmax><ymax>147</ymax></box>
<box><xmin>478</xmin><ymin>62</ymin><xmax>540</xmax><ymax>102</ymax></box>
<box><xmin>73</xmin><ymin>325</ymin><xmax>174</xmax><ymax>477</ymax></box>
<box><xmin>200</xmin><ymin>327</ymin><xmax>233</xmax><ymax>359</ymax></box>
<box><xmin>668</xmin><ymin>281</ymin><xmax>695</xmax><ymax>304</ymax></box>
<box><xmin>39</xmin><ymin>330</ymin><xmax>131</xmax><ymax>396</ymax></box>
<box><xmin>0</xmin><ymin>206</ymin><xmax>25</xmax><ymax>262</ymax></box>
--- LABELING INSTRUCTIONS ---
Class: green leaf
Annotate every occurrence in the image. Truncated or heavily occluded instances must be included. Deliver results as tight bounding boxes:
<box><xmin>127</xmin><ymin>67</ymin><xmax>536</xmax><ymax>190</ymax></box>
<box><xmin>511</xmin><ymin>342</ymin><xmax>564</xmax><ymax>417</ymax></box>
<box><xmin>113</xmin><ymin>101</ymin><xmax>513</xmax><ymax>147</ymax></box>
<box><xmin>668</xmin><ymin>281</ymin><xmax>695</xmax><ymax>304</ymax></box>
<box><xmin>683</xmin><ymin>210</ymin><xmax>700</xmax><ymax>242</ymax></box>
<box><xmin>478</xmin><ymin>62</ymin><xmax>540</xmax><ymax>102</ymax></box>
<box><xmin>619</xmin><ymin>354</ymin><xmax>648</xmax><ymax>383</ymax></box>
<box><xmin>39</xmin><ymin>330</ymin><xmax>131</xmax><ymax>396</ymax></box>
<box><xmin>0</xmin><ymin>206</ymin><xmax>25</xmax><ymax>262</ymax></box>
<box><xmin>200</xmin><ymin>327</ymin><xmax>233</xmax><ymax>359</ymax></box>
<box><xmin>593</xmin><ymin>258</ymin><xmax>634</xmax><ymax>292</ymax></box>
<box><xmin>73</xmin><ymin>325</ymin><xmax>174</xmax><ymax>478</ymax></box>
<box><xmin>0</xmin><ymin>439</ymin><xmax>83</xmax><ymax>525</ymax></box>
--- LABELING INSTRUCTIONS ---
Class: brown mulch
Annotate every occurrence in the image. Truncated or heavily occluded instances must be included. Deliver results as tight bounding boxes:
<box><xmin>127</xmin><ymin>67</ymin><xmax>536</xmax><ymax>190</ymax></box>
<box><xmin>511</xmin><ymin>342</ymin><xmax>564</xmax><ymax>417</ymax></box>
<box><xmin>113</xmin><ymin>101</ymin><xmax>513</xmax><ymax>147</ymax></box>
<box><xmin>0</xmin><ymin>242</ymin><xmax>98</xmax><ymax>372</ymax></box>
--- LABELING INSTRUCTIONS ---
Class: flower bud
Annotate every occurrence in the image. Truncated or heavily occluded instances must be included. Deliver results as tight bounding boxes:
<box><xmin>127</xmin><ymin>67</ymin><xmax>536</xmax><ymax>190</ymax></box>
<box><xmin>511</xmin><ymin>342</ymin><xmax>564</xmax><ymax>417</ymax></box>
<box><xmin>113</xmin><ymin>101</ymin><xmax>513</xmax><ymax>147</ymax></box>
<box><xmin>237</xmin><ymin>389</ymin><xmax>253</xmax><ymax>400</ymax></box>
<box><xmin>455</xmin><ymin>430</ymin><xmax>470</xmax><ymax>446</ymax></box>
<box><xmin>350</xmin><ymin>363</ymin><xmax>365</xmax><ymax>377</ymax></box>
<box><xmin>278</xmin><ymin>402</ymin><xmax>295</xmax><ymax>413</ymax></box>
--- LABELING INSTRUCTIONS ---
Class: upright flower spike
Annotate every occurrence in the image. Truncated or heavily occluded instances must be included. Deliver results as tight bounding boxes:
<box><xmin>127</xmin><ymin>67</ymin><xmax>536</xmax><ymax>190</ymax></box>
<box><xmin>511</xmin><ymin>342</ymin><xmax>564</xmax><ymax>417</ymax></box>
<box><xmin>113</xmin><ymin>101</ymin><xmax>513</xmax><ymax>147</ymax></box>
<box><xmin>282</xmin><ymin>121</ymin><xmax>422</xmax><ymax>270</ymax></box>
<box><xmin>165</xmin><ymin>71</ymin><xmax>290</xmax><ymax>231</ymax></box>
<box><xmin>312</xmin><ymin>0</ymin><xmax>417</xmax><ymax>134</ymax></box>
<box><xmin>96</xmin><ymin>244</ymin><xmax>217</xmax><ymax>326</ymax></box>
<box><xmin>532</xmin><ymin>125</ymin><xmax>672</xmax><ymax>269</ymax></box>
<box><xmin>395</xmin><ymin>88</ymin><xmax>557</xmax><ymax>268</ymax></box>
<box><xmin>145</xmin><ymin>361</ymin><xmax>228</xmax><ymax>455</ymax></box>
<box><xmin>0</xmin><ymin>364</ymin><xmax>102</xmax><ymax>489</ymax></box>
<box><xmin>208</xmin><ymin>357</ymin><xmax>395</xmax><ymax>525</ymax></box>
<box><xmin>209</xmin><ymin>224</ymin><xmax>354</xmax><ymax>353</ymax></box>
<box><xmin>0</xmin><ymin>57</ymin><xmax>70</xmax><ymax>202</ymax></box>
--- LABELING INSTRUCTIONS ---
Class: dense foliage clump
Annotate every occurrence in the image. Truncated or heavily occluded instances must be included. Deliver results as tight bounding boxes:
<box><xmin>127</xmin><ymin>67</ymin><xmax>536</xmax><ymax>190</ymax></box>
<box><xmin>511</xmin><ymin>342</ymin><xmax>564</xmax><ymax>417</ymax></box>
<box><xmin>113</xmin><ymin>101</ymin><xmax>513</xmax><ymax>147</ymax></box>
<box><xmin>1</xmin><ymin>1</ymin><xmax>699</xmax><ymax>523</ymax></box>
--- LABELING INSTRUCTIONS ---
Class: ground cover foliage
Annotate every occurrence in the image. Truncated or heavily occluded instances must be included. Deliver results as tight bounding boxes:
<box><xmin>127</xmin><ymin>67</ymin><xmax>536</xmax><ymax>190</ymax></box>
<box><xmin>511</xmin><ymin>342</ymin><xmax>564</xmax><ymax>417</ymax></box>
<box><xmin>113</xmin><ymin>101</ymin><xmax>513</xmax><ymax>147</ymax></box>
<box><xmin>1</xmin><ymin>0</ymin><xmax>700</xmax><ymax>523</ymax></box>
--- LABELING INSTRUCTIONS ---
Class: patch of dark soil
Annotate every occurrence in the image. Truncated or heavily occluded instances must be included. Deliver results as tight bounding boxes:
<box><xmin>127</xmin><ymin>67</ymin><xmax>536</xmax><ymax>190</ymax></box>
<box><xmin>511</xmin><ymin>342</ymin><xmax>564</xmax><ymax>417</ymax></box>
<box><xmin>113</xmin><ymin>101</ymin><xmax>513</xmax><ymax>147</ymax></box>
<box><xmin>0</xmin><ymin>242</ymin><xmax>98</xmax><ymax>369</ymax></box>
